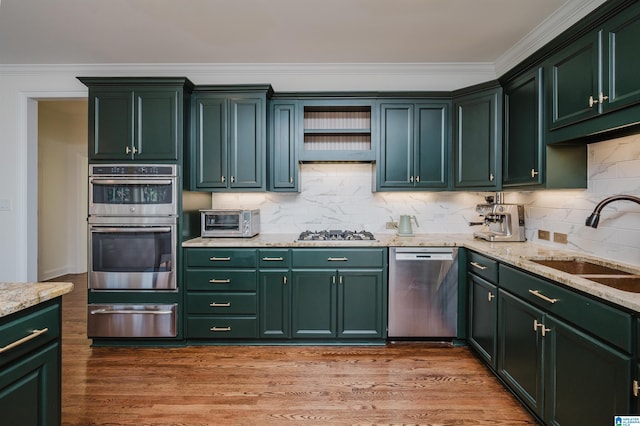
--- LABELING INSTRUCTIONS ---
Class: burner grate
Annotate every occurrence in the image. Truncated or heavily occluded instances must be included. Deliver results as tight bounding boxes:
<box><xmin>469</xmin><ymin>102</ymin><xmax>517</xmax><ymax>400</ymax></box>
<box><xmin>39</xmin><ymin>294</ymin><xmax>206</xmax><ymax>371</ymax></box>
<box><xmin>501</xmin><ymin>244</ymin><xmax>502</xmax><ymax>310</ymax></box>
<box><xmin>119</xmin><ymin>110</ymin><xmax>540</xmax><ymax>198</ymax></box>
<box><xmin>298</xmin><ymin>229</ymin><xmax>375</xmax><ymax>241</ymax></box>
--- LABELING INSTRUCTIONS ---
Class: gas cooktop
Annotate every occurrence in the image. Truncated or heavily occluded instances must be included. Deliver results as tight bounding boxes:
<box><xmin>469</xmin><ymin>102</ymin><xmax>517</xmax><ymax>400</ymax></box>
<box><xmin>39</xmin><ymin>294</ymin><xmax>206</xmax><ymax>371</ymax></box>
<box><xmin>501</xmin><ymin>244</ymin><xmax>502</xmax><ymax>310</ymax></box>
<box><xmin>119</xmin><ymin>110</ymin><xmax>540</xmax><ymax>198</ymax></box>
<box><xmin>298</xmin><ymin>229</ymin><xmax>376</xmax><ymax>241</ymax></box>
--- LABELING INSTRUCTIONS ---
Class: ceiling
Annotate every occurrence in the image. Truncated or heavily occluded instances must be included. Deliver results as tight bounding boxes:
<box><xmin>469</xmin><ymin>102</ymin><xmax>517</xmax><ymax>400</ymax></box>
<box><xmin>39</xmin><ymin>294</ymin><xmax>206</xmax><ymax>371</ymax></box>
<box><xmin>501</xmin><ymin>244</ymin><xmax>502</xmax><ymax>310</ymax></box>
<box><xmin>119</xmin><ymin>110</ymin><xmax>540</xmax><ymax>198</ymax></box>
<box><xmin>0</xmin><ymin>0</ymin><xmax>604</xmax><ymax>67</ymax></box>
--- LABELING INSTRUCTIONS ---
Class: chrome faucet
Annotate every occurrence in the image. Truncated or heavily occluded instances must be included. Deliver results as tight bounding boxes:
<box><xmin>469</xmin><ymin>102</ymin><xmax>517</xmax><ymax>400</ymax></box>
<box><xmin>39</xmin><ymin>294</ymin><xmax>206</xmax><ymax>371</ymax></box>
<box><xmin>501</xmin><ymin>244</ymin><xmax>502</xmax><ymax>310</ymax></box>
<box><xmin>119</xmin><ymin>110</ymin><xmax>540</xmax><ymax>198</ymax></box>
<box><xmin>585</xmin><ymin>195</ymin><xmax>640</xmax><ymax>228</ymax></box>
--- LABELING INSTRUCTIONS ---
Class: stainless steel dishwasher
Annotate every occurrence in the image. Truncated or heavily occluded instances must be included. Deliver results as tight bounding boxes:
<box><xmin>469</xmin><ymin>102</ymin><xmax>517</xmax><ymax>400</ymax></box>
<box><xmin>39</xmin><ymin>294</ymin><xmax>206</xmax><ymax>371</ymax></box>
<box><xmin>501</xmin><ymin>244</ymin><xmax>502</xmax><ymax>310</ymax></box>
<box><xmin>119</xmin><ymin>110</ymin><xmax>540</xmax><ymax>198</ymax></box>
<box><xmin>388</xmin><ymin>247</ymin><xmax>458</xmax><ymax>338</ymax></box>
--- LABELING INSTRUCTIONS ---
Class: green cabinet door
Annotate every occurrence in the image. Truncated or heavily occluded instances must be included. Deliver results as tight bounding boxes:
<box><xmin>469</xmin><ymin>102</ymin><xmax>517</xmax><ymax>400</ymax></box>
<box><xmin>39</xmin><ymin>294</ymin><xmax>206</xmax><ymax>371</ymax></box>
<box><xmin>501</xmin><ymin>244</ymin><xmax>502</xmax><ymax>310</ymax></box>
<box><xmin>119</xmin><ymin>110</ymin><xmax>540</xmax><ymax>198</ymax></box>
<box><xmin>0</xmin><ymin>342</ymin><xmax>60</xmax><ymax>426</ymax></box>
<box><xmin>453</xmin><ymin>85</ymin><xmax>502</xmax><ymax>189</ymax></box>
<box><xmin>229</xmin><ymin>96</ymin><xmax>264</xmax><ymax>189</ymax></box>
<box><xmin>498</xmin><ymin>289</ymin><xmax>544</xmax><ymax>418</ymax></box>
<box><xmin>601</xmin><ymin>2</ymin><xmax>640</xmax><ymax>114</ymax></box>
<box><xmin>414</xmin><ymin>103</ymin><xmax>449</xmax><ymax>188</ymax></box>
<box><xmin>269</xmin><ymin>101</ymin><xmax>298</xmax><ymax>192</ymax></box>
<box><xmin>547</xmin><ymin>31</ymin><xmax>600</xmax><ymax>130</ymax></box>
<box><xmin>338</xmin><ymin>269</ymin><xmax>384</xmax><ymax>338</ymax></box>
<box><xmin>544</xmin><ymin>316</ymin><xmax>631</xmax><ymax>426</ymax></box>
<box><xmin>193</xmin><ymin>95</ymin><xmax>228</xmax><ymax>189</ymax></box>
<box><xmin>291</xmin><ymin>270</ymin><xmax>337</xmax><ymax>338</ymax></box>
<box><xmin>134</xmin><ymin>89</ymin><xmax>179</xmax><ymax>161</ymax></box>
<box><xmin>82</xmin><ymin>78</ymin><xmax>188</xmax><ymax>162</ymax></box>
<box><xmin>89</xmin><ymin>88</ymin><xmax>133</xmax><ymax>160</ymax></box>
<box><xmin>259</xmin><ymin>270</ymin><xmax>291</xmax><ymax>338</ymax></box>
<box><xmin>503</xmin><ymin>68</ymin><xmax>544</xmax><ymax>187</ymax></box>
<box><xmin>468</xmin><ymin>274</ymin><xmax>498</xmax><ymax>370</ymax></box>
<box><xmin>191</xmin><ymin>88</ymin><xmax>269</xmax><ymax>191</ymax></box>
<box><xmin>377</xmin><ymin>101</ymin><xmax>449</xmax><ymax>190</ymax></box>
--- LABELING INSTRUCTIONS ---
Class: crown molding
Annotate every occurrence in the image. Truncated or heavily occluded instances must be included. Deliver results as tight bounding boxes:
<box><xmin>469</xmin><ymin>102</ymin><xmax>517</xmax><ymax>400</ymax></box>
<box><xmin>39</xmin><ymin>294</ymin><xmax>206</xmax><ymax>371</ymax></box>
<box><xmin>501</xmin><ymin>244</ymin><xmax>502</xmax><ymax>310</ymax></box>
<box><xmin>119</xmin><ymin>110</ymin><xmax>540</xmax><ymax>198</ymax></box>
<box><xmin>494</xmin><ymin>0</ymin><xmax>606</xmax><ymax>77</ymax></box>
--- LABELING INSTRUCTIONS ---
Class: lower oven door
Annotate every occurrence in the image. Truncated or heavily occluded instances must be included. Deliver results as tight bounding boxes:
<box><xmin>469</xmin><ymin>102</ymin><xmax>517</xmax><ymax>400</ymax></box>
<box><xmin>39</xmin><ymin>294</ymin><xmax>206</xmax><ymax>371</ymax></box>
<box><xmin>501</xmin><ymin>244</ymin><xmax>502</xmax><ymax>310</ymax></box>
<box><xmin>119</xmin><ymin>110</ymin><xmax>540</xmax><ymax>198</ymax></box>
<box><xmin>88</xmin><ymin>217</ymin><xmax>177</xmax><ymax>290</ymax></box>
<box><xmin>87</xmin><ymin>304</ymin><xmax>178</xmax><ymax>338</ymax></box>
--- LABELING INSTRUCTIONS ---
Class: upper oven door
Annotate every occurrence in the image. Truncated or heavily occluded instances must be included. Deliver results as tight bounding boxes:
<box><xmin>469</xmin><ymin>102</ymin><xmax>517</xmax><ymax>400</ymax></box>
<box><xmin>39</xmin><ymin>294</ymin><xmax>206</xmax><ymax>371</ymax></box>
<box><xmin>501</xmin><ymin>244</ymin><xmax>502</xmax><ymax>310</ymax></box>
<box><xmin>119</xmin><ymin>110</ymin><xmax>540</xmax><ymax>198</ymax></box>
<box><xmin>88</xmin><ymin>217</ymin><xmax>177</xmax><ymax>290</ymax></box>
<box><xmin>89</xmin><ymin>177</ymin><xmax>177</xmax><ymax>216</ymax></box>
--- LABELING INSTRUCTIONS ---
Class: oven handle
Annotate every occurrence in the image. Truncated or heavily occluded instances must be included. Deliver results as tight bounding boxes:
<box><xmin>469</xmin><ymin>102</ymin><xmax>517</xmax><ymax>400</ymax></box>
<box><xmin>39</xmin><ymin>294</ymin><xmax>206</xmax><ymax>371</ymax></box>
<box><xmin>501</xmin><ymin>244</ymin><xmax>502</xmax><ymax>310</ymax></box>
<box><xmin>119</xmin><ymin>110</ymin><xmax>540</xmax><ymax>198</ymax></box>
<box><xmin>90</xmin><ymin>227</ymin><xmax>173</xmax><ymax>233</ymax></box>
<box><xmin>91</xmin><ymin>178</ymin><xmax>174</xmax><ymax>186</ymax></box>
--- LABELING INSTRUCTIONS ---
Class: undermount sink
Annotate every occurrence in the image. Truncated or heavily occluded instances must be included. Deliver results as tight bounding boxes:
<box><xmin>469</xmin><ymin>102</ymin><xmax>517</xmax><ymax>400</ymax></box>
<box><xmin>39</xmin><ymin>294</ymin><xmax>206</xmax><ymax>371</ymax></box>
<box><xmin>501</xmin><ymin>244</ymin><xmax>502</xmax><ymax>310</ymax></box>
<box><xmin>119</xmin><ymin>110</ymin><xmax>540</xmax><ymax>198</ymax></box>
<box><xmin>531</xmin><ymin>259</ymin><xmax>640</xmax><ymax>293</ymax></box>
<box><xmin>531</xmin><ymin>259</ymin><xmax>631</xmax><ymax>275</ymax></box>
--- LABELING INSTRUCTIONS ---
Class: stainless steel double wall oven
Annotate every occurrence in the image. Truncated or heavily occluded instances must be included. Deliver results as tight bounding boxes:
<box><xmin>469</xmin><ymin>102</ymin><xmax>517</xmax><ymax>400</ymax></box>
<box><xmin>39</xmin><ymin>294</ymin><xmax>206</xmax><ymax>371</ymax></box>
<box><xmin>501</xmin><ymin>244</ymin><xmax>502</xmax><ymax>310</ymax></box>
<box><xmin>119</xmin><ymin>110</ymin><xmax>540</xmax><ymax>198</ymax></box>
<box><xmin>87</xmin><ymin>164</ymin><xmax>180</xmax><ymax>339</ymax></box>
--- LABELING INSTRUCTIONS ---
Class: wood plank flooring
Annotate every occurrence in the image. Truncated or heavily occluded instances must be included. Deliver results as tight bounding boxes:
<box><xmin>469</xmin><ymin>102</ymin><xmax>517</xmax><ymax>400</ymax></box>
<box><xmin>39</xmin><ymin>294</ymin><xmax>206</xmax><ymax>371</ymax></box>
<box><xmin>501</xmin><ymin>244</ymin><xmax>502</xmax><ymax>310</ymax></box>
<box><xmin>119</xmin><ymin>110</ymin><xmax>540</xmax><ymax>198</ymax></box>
<box><xmin>59</xmin><ymin>273</ymin><xmax>538</xmax><ymax>425</ymax></box>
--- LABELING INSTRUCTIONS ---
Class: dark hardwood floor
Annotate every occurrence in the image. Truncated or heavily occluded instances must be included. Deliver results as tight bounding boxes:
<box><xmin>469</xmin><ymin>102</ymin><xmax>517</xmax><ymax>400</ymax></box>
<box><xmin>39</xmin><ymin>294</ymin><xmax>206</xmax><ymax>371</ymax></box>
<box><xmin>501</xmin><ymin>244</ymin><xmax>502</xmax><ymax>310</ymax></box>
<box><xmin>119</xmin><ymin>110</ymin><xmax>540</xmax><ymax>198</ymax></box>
<box><xmin>59</xmin><ymin>273</ymin><xmax>538</xmax><ymax>425</ymax></box>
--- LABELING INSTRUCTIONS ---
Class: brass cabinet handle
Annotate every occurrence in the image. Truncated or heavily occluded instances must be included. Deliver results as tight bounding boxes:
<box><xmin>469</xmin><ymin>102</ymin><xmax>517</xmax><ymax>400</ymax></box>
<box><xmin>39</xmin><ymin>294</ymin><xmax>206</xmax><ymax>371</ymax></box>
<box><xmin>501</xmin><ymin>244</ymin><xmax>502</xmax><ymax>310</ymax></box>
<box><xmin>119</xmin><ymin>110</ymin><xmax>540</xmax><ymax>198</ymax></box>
<box><xmin>262</xmin><ymin>257</ymin><xmax>284</xmax><ymax>261</ymax></box>
<box><xmin>210</xmin><ymin>326</ymin><xmax>231</xmax><ymax>332</ymax></box>
<box><xmin>125</xmin><ymin>146</ymin><xmax>138</xmax><ymax>155</ymax></box>
<box><xmin>487</xmin><ymin>292</ymin><xmax>495</xmax><ymax>302</ymax></box>
<box><xmin>209</xmin><ymin>302</ymin><xmax>231</xmax><ymax>307</ymax></box>
<box><xmin>416</xmin><ymin>176</ymin><xmax>420</xmax><ymax>183</ymax></box>
<box><xmin>634</xmin><ymin>380</ymin><xmax>639</xmax><ymax>397</ymax></box>
<box><xmin>283</xmin><ymin>276</ymin><xmax>287</xmax><ymax>285</ymax></box>
<box><xmin>209</xmin><ymin>257</ymin><xmax>231</xmax><ymax>261</ymax></box>
<box><xmin>289</xmin><ymin>177</ymin><xmax>293</xmax><ymax>183</ymax></box>
<box><xmin>589</xmin><ymin>95</ymin><xmax>598</xmax><ymax>108</ymax></box>
<box><xmin>599</xmin><ymin>92</ymin><xmax>609</xmax><ymax>103</ymax></box>
<box><xmin>209</xmin><ymin>278</ymin><xmax>231</xmax><ymax>284</ymax></box>
<box><xmin>339</xmin><ymin>276</ymin><xmax>343</xmax><ymax>285</ymax></box>
<box><xmin>328</xmin><ymin>257</ymin><xmax>348</xmax><ymax>261</ymax></box>
<box><xmin>231</xmin><ymin>176</ymin><xmax>235</xmax><ymax>183</ymax></box>
<box><xmin>409</xmin><ymin>176</ymin><xmax>414</xmax><ymax>183</ymax></box>
<box><xmin>0</xmin><ymin>328</ymin><xmax>49</xmax><ymax>354</ymax></box>
<box><xmin>489</xmin><ymin>173</ymin><xmax>495</xmax><ymax>182</ymax></box>
<box><xmin>529</xmin><ymin>289</ymin><xmax>558</xmax><ymax>304</ymax></box>
<box><xmin>530</xmin><ymin>169</ymin><xmax>539</xmax><ymax>178</ymax></box>
<box><xmin>221</xmin><ymin>176</ymin><xmax>226</xmax><ymax>183</ymax></box>
<box><xmin>470</xmin><ymin>261</ymin><xmax>487</xmax><ymax>270</ymax></box>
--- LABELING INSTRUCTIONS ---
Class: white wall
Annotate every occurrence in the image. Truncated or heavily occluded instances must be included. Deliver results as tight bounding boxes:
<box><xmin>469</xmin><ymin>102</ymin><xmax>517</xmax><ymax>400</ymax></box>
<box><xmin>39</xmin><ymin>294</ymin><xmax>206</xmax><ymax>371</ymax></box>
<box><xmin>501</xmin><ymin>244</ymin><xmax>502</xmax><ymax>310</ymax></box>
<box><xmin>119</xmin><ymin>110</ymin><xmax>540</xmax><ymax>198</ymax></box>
<box><xmin>37</xmin><ymin>100</ymin><xmax>88</xmax><ymax>280</ymax></box>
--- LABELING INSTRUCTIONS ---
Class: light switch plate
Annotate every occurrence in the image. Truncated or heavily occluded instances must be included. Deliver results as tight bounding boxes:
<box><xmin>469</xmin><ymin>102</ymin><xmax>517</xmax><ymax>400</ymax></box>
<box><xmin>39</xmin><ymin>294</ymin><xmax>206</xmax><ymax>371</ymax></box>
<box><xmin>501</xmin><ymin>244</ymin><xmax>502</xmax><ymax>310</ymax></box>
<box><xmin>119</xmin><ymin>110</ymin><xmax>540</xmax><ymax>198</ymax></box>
<box><xmin>538</xmin><ymin>230</ymin><xmax>550</xmax><ymax>241</ymax></box>
<box><xmin>553</xmin><ymin>232</ymin><xmax>568</xmax><ymax>244</ymax></box>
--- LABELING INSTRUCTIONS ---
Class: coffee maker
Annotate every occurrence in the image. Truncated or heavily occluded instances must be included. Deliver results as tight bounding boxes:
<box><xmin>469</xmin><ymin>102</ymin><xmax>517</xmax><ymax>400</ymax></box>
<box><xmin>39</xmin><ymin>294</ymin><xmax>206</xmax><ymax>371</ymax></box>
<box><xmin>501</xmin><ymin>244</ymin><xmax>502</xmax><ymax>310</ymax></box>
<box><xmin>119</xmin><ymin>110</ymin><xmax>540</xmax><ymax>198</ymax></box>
<box><xmin>472</xmin><ymin>193</ymin><xmax>526</xmax><ymax>242</ymax></box>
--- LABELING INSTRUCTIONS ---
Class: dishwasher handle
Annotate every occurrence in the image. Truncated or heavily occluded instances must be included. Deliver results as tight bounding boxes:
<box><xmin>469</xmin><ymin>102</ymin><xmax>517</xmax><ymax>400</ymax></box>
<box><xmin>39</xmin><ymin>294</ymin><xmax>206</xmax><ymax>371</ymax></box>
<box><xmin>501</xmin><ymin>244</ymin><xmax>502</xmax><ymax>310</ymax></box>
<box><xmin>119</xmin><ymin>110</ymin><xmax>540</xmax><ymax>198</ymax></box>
<box><xmin>395</xmin><ymin>252</ymin><xmax>454</xmax><ymax>261</ymax></box>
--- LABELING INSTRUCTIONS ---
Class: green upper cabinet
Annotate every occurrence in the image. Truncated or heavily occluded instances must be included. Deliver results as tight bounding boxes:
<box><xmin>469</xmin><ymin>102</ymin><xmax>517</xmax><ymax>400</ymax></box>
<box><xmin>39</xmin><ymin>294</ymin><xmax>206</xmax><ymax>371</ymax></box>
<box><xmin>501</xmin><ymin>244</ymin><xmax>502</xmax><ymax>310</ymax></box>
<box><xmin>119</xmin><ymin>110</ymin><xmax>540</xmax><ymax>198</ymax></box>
<box><xmin>268</xmin><ymin>99</ymin><xmax>299</xmax><ymax>192</ymax></box>
<box><xmin>190</xmin><ymin>85</ymin><xmax>273</xmax><ymax>191</ymax></box>
<box><xmin>453</xmin><ymin>83</ymin><xmax>502</xmax><ymax>190</ymax></box>
<box><xmin>503</xmin><ymin>68</ymin><xmax>544</xmax><ymax>187</ymax></box>
<box><xmin>79</xmin><ymin>77</ymin><xmax>192</xmax><ymax>162</ymax></box>
<box><xmin>545</xmin><ymin>1</ymin><xmax>640</xmax><ymax>143</ymax></box>
<box><xmin>376</xmin><ymin>100</ymin><xmax>450</xmax><ymax>190</ymax></box>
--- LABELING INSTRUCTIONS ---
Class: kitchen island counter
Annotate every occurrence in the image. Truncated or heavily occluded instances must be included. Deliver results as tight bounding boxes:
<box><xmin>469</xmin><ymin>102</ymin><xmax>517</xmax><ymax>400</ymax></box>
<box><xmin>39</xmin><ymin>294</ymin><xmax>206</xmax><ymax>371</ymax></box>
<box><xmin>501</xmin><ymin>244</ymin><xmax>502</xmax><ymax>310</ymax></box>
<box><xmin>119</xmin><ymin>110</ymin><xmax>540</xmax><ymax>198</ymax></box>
<box><xmin>184</xmin><ymin>233</ymin><xmax>640</xmax><ymax>313</ymax></box>
<box><xmin>0</xmin><ymin>281</ymin><xmax>74</xmax><ymax>318</ymax></box>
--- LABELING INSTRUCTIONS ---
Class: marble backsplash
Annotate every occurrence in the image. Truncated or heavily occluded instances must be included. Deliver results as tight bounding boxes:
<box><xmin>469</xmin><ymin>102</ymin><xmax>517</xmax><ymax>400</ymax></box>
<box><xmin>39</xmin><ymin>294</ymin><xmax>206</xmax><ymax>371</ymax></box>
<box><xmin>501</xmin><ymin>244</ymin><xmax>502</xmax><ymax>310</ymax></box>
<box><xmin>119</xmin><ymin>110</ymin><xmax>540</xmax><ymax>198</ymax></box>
<box><xmin>211</xmin><ymin>133</ymin><xmax>640</xmax><ymax>266</ymax></box>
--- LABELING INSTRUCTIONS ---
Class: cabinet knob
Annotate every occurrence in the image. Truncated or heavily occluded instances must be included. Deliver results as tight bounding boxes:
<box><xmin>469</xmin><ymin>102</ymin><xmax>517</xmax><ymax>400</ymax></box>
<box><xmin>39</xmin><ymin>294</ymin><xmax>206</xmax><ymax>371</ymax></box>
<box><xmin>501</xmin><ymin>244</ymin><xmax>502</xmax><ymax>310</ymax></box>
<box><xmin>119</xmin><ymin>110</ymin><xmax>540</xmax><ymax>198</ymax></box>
<box><xmin>599</xmin><ymin>92</ymin><xmax>609</xmax><ymax>104</ymax></box>
<box><xmin>588</xmin><ymin>95</ymin><xmax>598</xmax><ymax>108</ymax></box>
<box><xmin>530</xmin><ymin>169</ymin><xmax>539</xmax><ymax>178</ymax></box>
<box><xmin>487</xmin><ymin>292</ymin><xmax>495</xmax><ymax>302</ymax></box>
<box><xmin>489</xmin><ymin>173</ymin><xmax>494</xmax><ymax>182</ymax></box>
<box><xmin>125</xmin><ymin>146</ymin><xmax>138</xmax><ymax>155</ymax></box>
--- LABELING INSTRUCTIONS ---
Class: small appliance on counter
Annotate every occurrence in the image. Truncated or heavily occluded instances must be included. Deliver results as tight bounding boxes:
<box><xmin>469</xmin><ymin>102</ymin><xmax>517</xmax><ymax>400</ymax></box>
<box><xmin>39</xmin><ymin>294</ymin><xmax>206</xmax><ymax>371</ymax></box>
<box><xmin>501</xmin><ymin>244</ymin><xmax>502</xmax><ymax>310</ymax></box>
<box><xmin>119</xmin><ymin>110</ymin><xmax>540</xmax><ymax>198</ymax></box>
<box><xmin>392</xmin><ymin>215</ymin><xmax>419</xmax><ymax>236</ymax></box>
<box><xmin>472</xmin><ymin>193</ymin><xmax>526</xmax><ymax>242</ymax></box>
<box><xmin>201</xmin><ymin>209</ymin><xmax>260</xmax><ymax>238</ymax></box>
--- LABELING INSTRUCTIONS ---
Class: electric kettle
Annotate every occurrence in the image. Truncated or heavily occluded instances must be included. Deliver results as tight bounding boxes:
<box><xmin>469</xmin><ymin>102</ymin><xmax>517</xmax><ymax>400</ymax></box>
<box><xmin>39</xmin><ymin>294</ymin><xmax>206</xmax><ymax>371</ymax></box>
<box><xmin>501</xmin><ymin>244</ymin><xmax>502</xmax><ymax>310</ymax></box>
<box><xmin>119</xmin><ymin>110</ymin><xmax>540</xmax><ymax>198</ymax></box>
<box><xmin>397</xmin><ymin>215</ymin><xmax>419</xmax><ymax>236</ymax></box>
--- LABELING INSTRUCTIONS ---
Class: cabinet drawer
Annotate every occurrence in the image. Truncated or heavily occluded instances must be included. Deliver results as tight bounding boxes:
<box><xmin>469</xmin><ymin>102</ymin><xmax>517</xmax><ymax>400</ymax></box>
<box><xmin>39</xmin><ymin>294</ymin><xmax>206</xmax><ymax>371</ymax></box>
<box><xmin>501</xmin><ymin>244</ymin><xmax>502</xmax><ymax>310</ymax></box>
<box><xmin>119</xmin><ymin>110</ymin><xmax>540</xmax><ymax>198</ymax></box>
<box><xmin>0</xmin><ymin>302</ymin><xmax>60</xmax><ymax>367</ymax></box>
<box><xmin>259</xmin><ymin>249</ymin><xmax>291</xmax><ymax>268</ymax></box>
<box><xmin>467</xmin><ymin>251</ymin><xmax>498</xmax><ymax>283</ymax></box>
<box><xmin>187</xmin><ymin>293</ymin><xmax>257</xmax><ymax>315</ymax></box>
<box><xmin>187</xmin><ymin>316</ymin><xmax>257</xmax><ymax>339</ymax></box>
<box><xmin>292</xmin><ymin>248</ymin><xmax>385</xmax><ymax>268</ymax></box>
<box><xmin>499</xmin><ymin>264</ymin><xmax>632</xmax><ymax>353</ymax></box>
<box><xmin>185</xmin><ymin>270</ymin><xmax>257</xmax><ymax>291</ymax></box>
<box><xmin>186</xmin><ymin>248</ymin><xmax>257</xmax><ymax>268</ymax></box>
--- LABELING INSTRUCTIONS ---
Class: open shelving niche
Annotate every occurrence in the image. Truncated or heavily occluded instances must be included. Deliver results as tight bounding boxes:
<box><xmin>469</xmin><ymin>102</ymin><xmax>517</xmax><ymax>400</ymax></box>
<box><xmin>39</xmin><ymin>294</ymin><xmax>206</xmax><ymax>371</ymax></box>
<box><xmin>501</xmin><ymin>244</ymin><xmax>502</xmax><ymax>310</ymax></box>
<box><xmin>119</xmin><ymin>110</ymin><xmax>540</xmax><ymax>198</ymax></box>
<box><xmin>300</xmin><ymin>105</ymin><xmax>374</xmax><ymax>161</ymax></box>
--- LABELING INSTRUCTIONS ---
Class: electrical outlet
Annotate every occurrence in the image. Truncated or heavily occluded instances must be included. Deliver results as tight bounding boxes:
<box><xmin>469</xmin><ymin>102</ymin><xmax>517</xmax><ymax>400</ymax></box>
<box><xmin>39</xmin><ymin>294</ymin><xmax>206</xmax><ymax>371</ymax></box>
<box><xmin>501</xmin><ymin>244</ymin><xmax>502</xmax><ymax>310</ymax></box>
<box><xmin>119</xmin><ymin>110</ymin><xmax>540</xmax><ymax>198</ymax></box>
<box><xmin>0</xmin><ymin>199</ymin><xmax>10</xmax><ymax>211</ymax></box>
<box><xmin>538</xmin><ymin>230</ymin><xmax>550</xmax><ymax>241</ymax></box>
<box><xmin>553</xmin><ymin>232</ymin><xmax>568</xmax><ymax>244</ymax></box>
<box><xmin>386</xmin><ymin>221</ymin><xmax>397</xmax><ymax>230</ymax></box>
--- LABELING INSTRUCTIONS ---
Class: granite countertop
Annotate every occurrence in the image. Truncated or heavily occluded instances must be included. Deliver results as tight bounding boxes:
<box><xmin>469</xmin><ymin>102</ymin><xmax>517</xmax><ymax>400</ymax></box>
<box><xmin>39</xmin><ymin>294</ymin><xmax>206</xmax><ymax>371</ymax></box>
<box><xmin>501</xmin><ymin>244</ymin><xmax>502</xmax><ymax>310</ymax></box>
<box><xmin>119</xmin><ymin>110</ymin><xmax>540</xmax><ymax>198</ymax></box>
<box><xmin>0</xmin><ymin>281</ymin><xmax>74</xmax><ymax>318</ymax></box>
<box><xmin>184</xmin><ymin>233</ymin><xmax>640</xmax><ymax>313</ymax></box>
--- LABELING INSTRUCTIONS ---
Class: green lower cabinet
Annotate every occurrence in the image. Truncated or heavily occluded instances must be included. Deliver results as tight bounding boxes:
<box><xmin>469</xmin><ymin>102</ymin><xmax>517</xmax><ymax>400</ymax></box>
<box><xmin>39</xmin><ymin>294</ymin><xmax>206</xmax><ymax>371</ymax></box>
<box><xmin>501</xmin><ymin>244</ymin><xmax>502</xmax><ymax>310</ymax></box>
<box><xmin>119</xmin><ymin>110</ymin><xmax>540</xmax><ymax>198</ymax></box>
<box><xmin>498</xmin><ymin>289</ymin><xmax>545</xmax><ymax>418</ymax></box>
<box><xmin>468</xmin><ymin>273</ymin><xmax>498</xmax><ymax>369</ymax></box>
<box><xmin>259</xmin><ymin>270</ymin><xmax>291</xmax><ymax>338</ymax></box>
<box><xmin>498</xmin><ymin>288</ymin><xmax>633</xmax><ymax>424</ymax></box>
<box><xmin>290</xmin><ymin>268</ymin><xmax>385</xmax><ymax>339</ymax></box>
<box><xmin>291</xmin><ymin>270</ymin><xmax>337</xmax><ymax>338</ymax></box>
<box><xmin>0</xmin><ymin>341</ymin><xmax>60</xmax><ymax>426</ymax></box>
<box><xmin>544</xmin><ymin>316</ymin><xmax>631</xmax><ymax>425</ymax></box>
